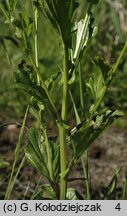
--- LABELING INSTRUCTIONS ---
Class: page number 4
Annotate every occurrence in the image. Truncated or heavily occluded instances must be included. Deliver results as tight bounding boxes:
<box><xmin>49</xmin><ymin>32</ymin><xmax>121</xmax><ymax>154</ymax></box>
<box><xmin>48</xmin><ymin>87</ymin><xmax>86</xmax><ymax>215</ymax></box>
<box><xmin>115</xmin><ymin>203</ymin><xmax>121</xmax><ymax>211</ymax></box>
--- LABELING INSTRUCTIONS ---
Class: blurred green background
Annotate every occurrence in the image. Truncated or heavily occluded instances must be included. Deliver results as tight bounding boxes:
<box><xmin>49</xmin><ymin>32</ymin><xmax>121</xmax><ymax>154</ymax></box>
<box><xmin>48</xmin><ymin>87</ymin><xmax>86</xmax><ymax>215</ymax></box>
<box><xmin>0</xmin><ymin>0</ymin><xmax>127</xmax><ymax>122</ymax></box>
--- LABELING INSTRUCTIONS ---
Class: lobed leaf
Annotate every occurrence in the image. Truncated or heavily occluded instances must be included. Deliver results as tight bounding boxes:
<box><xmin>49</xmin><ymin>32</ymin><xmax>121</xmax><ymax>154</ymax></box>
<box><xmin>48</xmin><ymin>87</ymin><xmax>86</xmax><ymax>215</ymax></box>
<box><xmin>25</xmin><ymin>128</ymin><xmax>60</xmax><ymax>182</ymax></box>
<box><xmin>41</xmin><ymin>0</ymin><xmax>79</xmax><ymax>45</ymax></box>
<box><xmin>87</xmin><ymin>68</ymin><xmax>106</xmax><ymax>104</ymax></box>
<box><xmin>93</xmin><ymin>56</ymin><xmax>112</xmax><ymax>85</ymax></box>
<box><xmin>25</xmin><ymin>128</ymin><xmax>50</xmax><ymax>179</ymax></box>
<box><xmin>70</xmin><ymin>110</ymin><xmax>124</xmax><ymax>162</ymax></box>
<box><xmin>45</xmin><ymin>71</ymin><xmax>61</xmax><ymax>91</ymax></box>
<box><xmin>15</xmin><ymin>60</ymin><xmax>57</xmax><ymax>118</ymax></box>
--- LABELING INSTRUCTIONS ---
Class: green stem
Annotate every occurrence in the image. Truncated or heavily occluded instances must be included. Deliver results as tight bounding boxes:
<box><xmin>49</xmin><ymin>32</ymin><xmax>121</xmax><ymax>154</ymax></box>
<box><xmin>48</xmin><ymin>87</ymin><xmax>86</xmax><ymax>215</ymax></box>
<box><xmin>5</xmin><ymin>156</ymin><xmax>26</xmax><ymax>200</ymax></box>
<box><xmin>79</xmin><ymin>63</ymin><xmax>84</xmax><ymax>114</ymax></box>
<box><xmin>33</xmin><ymin>3</ymin><xmax>39</xmax><ymax>83</ymax></box>
<box><xmin>33</xmin><ymin>3</ymin><xmax>53</xmax><ymax>117</ymax></box>
<box><xmin>59</xmin><ymin>44</ymin><xmax>69</xmax><ymax>200</ymax></box>
<box><xmin>34</xmin><ymin>8</ymin><xmax>38</xmax><ymax>67</ymax></box>
<box><xmin>81</xmin><ymin>152</ymin><xmax>91</xmax><ymax>200</ymax></box>
<box><xmin>109</xmin><ymin>40</ymin><xmax>127</xmax><ymax>82</ymax></box>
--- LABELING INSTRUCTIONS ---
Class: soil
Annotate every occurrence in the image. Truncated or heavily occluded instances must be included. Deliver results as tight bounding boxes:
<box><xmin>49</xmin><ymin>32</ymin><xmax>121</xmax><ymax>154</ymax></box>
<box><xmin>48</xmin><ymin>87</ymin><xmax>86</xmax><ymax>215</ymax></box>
<box><xmin>0</xmin><ymin>115</ymin><xmax>127</xmax><ymax>200</ymax></box>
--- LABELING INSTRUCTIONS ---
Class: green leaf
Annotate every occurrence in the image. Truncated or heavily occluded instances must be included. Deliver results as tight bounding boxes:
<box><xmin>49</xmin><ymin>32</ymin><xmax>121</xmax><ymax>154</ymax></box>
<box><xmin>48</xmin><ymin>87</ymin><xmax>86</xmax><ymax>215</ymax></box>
<box><xmin>69</xmin><ymin>91</ymin><xmax>81</xmax><ymax>124</ymax></box>
<box><xmin>70</xmin><ymin>110</ymin><xmax>124</xmax><ymax>161</ymax></box>
<box><xmin>68</xmin><ymin>70</ymin><xmax>76</xmax><ymax>85</ymax></box>
<box><xmin>42</xmin><ymin>0</ymin><xmax>79</xmax><ymax>45</ymax></box>
<box><xmin>29</xmin><ymin>98</ymin><xmax>45</xmax><ymax>123</ymax></box>
<box><xmin>50</xmin><ymin>140</ymin><xmax>60</xmax><ymax>181</ymax></box>
<box><xmin>104</xmin><ymin>167</ymin><xmax>121</xmax><ymax>199</ymax></box>
<box><xmin>93</xmin><ymin>56</ymin><xmax>112</xmax><ymax>84</ymax></box>
<box><xmin>73</xmin><ymin>15</ymin><xmax>93</xmax><ymax>61</ymax></box>
<box><xmin>10</xmin><ymin>0</ymin><xmax>19</xmax><ymax>11</ymax></box>
<box><xmin>15</xmin><ymin>60</ymin><xmax>57</xmax><ymax>118</ymax></box>
<box><xmin>73</xmin><ymin>11</ymin><xmax>97</xmax><ymax>57</ymax></box>
<box><xmin>25</xmin><ymin>128</ymin><xmax>60</xmax><ymax>182</ymax></box>
<box><xmin>25</xmin><ymin>128</ymin><xmax>50</xmax><ymax>179</ymax></box>
<box><xmin>4</xmin><ymin>0</ymin><xmax>19</xmax><ymax>13</ymax></box>
<box><xmin>32</xmin><ymin>184</ymin><xmax>56</xmax><ymax>200</ymax></box>
<box><xmin>14</xmin><ymin>13</ymin><xmax>33</xmax><ymax>40</ymax></box>
<box><xmin>70</xmin><ymin>11</ymin><xmax>98</xmax><ymax>76</ymax></box>
<box><xmin>21</xmin><ymin>12</ymin><xmax>33</xmax><ymax>38</ymax></box>
<box><xmin>66</xmin><ymin>188</ymin><xmax>83</xmax><ymax>200</ymax></box>
<box><xmin>45</xmin><ymin>71</ymin><xmax>61</xmax><ymax>91</ymax></box>
<box><xmin>87</xmin><ymin>68</ymin><xmax>106</xmax><ymax>104</ymax></box>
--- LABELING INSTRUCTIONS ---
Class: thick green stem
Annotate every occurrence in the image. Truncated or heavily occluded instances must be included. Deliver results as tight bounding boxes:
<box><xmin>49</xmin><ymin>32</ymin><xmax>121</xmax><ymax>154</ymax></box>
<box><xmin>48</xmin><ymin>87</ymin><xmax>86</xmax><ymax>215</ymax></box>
<box><xmin>59</xmin><ymin>44</ymin><xmax>69</xmax><ymax>200</ymax></box>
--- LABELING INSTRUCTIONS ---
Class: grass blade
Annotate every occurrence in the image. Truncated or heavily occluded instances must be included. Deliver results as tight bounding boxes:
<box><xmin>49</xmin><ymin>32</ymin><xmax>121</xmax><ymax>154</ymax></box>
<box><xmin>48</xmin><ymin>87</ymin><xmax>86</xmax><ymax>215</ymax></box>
<box><xmin>5</xmin><ymin>105</ymin><xmax>29</xmax><ymax>199</ymax></box>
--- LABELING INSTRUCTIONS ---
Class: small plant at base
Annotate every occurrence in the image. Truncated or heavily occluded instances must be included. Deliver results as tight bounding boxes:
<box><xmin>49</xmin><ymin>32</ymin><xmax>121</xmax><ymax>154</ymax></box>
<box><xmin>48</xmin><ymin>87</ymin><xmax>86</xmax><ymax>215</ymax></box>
<box><xmin>0</xmin><ymin>0</ymin><xmax>127</xmax><ymax>200</ymax></box>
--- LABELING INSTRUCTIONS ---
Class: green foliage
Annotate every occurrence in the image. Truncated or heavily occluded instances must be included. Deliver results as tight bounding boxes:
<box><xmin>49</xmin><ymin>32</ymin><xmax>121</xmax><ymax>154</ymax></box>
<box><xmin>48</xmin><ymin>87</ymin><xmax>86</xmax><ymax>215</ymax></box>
<box><xmin>87</xmin><ymin>68</ymin><xmax>106</xmax><ymax>104</ymax></box>
<box><xmin>32</xmin><ymin>184</ymin><xmax>57</xmax><ymax>199</ymax></box>
<box><xmin>0</xmin><ymin>0</ymin><xmax>127</xmax><ymax>200</ymax></box>
<box><xmin>4</xmin><ymin>0</ymin><xmax>19</xmax><ymax>14</ymax></box>
<box><xmin>32</xmin><ymin>184</ymin><xmax>83</xmax><ymax>200</ymax></box>
<box><xmin>93</xmin><ymin>56</ymin><xmax>111</xmax><ymax>83</ymax></box>
<box><xmin>25</xmin><ymin>128</ymin><xmax>60</xmax><ymax>182</ymax></box>
<box><xmin>69</xmin><ymin>110</ymin><xmax>123</xmax><ymax>164</ymax></box>
<box><xmin>41</xmin><ymin>0</ymin><xmax>79</xmax><ymax>45</ymax></box>
<box><xmin>14</xmin><ymin>12</ymin><xmax>33</xmax><ymax>40</ymax></box>
<box><xmin>15</xmin><ymin>60</ymin><xmax>57</xmax><ymax>119</ymax></box>
<box><xmin>104</xmin><ymin>168</ymin><xmax>121</xmax><ymax>199</ymax></box>
<box><xmin>5</xmin><ymin>105</ymin><xmax>29</xmax><ymax>200</ymax></box>
<box><xmin>26</xmin><ymin>128</ymin><xmax>49</xmax><ymax>179</ymax></box>
<box><xmin>72</xmin><ymin>11</ymin><xmax>98</xmax><ymax>67</ymax></box>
